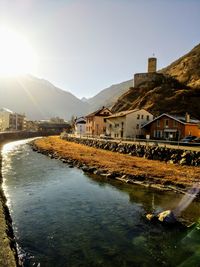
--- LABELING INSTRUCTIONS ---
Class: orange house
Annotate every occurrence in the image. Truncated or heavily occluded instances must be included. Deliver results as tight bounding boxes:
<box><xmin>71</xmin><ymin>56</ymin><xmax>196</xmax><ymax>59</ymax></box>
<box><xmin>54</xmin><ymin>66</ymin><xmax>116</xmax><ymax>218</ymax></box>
<box><xmin>85</xmin><ymin>107</ymin><xmax>112</xmax><ymax>136</ymax></box>
<box><xmin>142</xmin><ymin>113</ymin><xmax>200</xmax><ymax>140</ymax></box>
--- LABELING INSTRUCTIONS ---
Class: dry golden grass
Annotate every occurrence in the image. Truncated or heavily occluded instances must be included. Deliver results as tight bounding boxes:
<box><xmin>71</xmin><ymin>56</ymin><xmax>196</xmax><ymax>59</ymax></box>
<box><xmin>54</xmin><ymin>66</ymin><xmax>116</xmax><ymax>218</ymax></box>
<box><xmin>34</xmin><ymin>136</ymin><xmax>200</xmax><ymax>187</ymax></box>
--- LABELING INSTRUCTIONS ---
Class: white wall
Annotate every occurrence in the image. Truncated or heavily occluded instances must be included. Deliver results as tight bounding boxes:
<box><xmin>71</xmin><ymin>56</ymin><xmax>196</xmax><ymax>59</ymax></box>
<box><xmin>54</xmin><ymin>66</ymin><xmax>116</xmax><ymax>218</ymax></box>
<box><xmin>106</xmin><ymin>109</ymin><xmax>153</xmax><ymax>139</ymax></box>
<box><xmin>75</xmin><ymin>123</ymin><xmax>86</xmax><ymax>136</ymax></box>
<box><xmin>106</xmin><ymin>117</ymin><xmax>126</xmax><ymax>138</ymax></box>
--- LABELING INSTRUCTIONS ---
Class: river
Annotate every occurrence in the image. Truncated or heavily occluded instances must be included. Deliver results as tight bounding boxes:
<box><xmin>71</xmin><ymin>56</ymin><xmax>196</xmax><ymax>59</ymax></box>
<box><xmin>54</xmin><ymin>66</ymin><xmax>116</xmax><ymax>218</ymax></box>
<box><xmin>2</xmin><ymin>139</ymin><xmax>200</xmax><ymax>267</ymax></box>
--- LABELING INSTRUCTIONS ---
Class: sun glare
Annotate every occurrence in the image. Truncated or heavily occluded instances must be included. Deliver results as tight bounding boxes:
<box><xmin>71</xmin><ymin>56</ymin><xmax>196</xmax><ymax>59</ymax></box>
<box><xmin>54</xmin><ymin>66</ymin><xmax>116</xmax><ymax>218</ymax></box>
<box><xmin>0</xmin><ymin>26</ymin><xmax>38</xmax><ymax>76</ymax></box>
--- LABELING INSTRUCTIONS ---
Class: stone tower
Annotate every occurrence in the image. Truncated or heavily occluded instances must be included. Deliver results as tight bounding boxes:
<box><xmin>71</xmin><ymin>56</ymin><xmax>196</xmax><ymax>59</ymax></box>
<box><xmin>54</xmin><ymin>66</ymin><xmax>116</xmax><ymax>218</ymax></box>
<box><xmin>148</xmin><ymin>57</ymin><xmax>157</xmax><ymax>73</ymax></box>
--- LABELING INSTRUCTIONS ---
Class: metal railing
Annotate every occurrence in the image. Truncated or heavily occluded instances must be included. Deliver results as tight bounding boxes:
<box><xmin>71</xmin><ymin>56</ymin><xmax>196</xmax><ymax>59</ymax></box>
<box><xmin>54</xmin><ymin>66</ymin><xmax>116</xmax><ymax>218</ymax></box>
<box><xmin>62</xmin><ymin>133</ymin><xmax>200</xmax><ymax>150</ymax></box>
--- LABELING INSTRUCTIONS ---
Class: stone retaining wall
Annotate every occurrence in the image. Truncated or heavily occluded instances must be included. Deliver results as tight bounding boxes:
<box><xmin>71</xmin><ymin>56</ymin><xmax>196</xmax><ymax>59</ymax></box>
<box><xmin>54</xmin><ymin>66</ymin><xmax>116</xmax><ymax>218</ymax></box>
<box><xmin>0</xmin><ymin>131</ymin><xmax>54</xmax><ymax>144</ymax></box>
<box><xmin>62</xmin><ymin>137</ymin><xmax>200</xmax><ymax>167</ymax></box>
<box><xmin>0</xmin><ymin>144</ymin><xmax>18</xmax><ymax>267</ymax></box>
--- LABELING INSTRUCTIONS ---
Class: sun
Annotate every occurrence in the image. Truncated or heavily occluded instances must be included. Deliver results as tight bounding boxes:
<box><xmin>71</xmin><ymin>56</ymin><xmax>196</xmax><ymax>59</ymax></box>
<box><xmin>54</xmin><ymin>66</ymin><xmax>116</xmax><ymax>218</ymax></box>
<box><xmin>0</xmin><ymin>26</ymin><xmax>38</xmax><ymax>76</ymax></box>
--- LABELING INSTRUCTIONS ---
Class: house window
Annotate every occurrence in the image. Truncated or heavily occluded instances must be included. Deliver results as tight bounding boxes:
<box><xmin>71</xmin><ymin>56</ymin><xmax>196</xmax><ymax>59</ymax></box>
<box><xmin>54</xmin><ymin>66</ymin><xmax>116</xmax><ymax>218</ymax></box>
<box><xmin>173</xmin><ymin>120</ymin><xmax>177</xmax><ymax>127</ymax></box>
<box><xmin>153</xmin><ymin>130</ymin><xmax>162</xmax><ymax>138</ymax></box>
<box><xmin>121</xmin><ymin>122</ymin><xmax>124</xmax><ymax>128</ymax></box>
<box><xmin>164</xmin><ymin>119</ymin><xmax>169</xmax><ymax>127</ymax></box>
<box><xmin>154</xmin><ymin>130</ymin><xmax>162</xmax><ymax>138</ymax></box>
<box><xmin>157</xmin><ymin>120</ymin><xmax>160</xmax><ymax>127</ymax></box>
<box><xmin>136</xmin><ymin>124</ymin><xmax>139</xmax><ymax>129</ymax></box>
<box><xmin>137</xmin><ymin>114</ymin><xmax>140</xmax><ymax>119</ymax></box>
<box><xmin>157</xmin><ymin>130</ymin><xmax>162</xmax><ymax>138</ymax></box>
<box><xmin>146</xmin><ymin>115</ymin><xmax>149</xmax><ymax>121</ymax></box>
<box><xmin>141</xmin><ymin>115</ymin><xmax>144</xmax><ymax>119</ymax></box>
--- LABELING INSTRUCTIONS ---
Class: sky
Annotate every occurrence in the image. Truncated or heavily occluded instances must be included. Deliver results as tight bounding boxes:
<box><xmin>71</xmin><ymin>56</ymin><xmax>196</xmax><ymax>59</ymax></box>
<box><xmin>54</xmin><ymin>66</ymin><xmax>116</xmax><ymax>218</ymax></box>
<box><xmin>0</xmin><ymin>0</ymin><xmax>199</xmax><ymax>98</ymax></box>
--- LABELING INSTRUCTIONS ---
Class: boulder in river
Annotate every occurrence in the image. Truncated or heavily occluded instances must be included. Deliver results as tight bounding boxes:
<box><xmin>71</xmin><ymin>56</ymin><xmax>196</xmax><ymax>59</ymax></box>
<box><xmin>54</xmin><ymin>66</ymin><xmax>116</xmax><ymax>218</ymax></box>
<box><xmin>146</xmin><ymin>210</ymin><xmax>177</xmax><ymax>225</ymax></box>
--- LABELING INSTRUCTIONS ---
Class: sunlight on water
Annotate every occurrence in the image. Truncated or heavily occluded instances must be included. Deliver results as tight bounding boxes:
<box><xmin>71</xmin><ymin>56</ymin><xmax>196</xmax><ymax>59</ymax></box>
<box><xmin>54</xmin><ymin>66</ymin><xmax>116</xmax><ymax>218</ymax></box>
<box><xmin>2</xmin><ymin>140</ymin><xmax>200</xmax><ymax>267</ymax></box>
<box><xmin>2</xmin><ymin>138</ymin><xmax>38</xmax><ymax>208</ymax></box>
<box><xmin>174</xmin><ymin>184</ymin><xmax>200</xmax><ymax>217</ymax></box>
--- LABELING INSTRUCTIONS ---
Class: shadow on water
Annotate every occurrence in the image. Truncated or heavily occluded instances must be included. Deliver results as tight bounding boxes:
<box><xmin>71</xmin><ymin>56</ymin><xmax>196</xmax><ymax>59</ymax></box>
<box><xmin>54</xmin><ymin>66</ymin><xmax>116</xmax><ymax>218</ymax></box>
<box><xmin>2</xmin><ymin>140</ymin><xmax>200</xmax><ymax>267</ymax></box>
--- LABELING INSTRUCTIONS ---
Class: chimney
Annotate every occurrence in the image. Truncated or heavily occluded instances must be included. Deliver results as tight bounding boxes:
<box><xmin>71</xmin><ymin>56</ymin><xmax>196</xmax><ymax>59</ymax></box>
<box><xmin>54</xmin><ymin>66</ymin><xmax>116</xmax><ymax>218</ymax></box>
<box><xmin>185</xmin><ymin>112</ymin><xmax>190</xmax><ymax>123</ymax></box>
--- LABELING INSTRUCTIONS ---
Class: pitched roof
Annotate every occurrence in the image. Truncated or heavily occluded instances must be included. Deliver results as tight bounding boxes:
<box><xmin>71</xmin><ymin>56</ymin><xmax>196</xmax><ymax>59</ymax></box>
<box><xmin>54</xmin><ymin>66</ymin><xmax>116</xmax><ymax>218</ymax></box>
<box><xmin>75</xmin><ymin>117</ymin><xmax>86</xmax><ymax>124</ymax></box>
<box><xmin>0</xmin><ymin>107</ymin><xmax>14</xmax><ymax>113</ymax></box>
<box><xmin>106</xmin><ymin>109</ymin><xmax>139</xmax><ymax>119</ymax></box>
<box><xmin>85</xmin><ymin>107</ymin><xmax>112</xmax><ymax>117</ymax></box>
<box><xmin>142</xmin><ymin>113</ymin><xmax>200</xmax><ymax>128</ymax></box>
<box><xmin>106</xmin><ymin>108</ymin><xmax>152</xmax><ymax>119</ymax></box>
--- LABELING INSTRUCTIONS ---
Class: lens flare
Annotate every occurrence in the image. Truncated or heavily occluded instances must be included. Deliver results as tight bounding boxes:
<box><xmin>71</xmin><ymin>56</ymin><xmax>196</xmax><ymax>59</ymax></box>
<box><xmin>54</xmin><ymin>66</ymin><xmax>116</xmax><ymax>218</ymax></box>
<box><xmin>173</xmin><ymin>183</ymin><xmax>200</xmax><ymax>216</ymax></box>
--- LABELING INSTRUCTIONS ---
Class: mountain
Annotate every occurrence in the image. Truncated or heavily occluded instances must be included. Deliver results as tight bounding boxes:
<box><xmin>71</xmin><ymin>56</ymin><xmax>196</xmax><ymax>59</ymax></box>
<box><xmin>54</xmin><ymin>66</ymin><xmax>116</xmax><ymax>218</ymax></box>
<box><xmin>161</xmin><ymin>43</ymin><xmax>200</xmax><ymax>88</ymax></box>
<box><xmin>111</xmin><ymin>44</ymin><xmax>200</xmax><ymax>119</ymax></box>
<box><xmin>0</xmin><ymin>75</ymin><xmax>89</xmax><ymax>120</ymax></box>
<box><xmin>81</xmin><ymin>97</ymin><xmax>88</xmax><ymax>102</ymax></box>
<box><xmin>86</xmin><ymin>79</ymin><xmax>133</xmax><ymax>111</ymax></box>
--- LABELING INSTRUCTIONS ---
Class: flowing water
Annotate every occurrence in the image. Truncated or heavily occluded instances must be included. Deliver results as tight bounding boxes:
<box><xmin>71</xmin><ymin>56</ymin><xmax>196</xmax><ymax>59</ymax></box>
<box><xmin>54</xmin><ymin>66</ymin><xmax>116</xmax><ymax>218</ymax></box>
<box><xmin>2</xmin><ymin>139</ymin><xmax>200</xmax><ymax>267</ymax></box>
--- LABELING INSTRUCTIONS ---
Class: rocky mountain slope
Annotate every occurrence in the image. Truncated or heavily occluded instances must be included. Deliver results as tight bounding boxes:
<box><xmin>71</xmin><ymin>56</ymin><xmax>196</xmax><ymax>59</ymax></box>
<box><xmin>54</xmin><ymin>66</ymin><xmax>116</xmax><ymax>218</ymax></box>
<box><xmin>112</xmin><ymin>43</ymin><xmax>200</xmax><ymax>119</ymax></box>
<box><xmin>86</xmin><ymin>79</ymin><xmax>133</xmax><ymax>111</ymax></box>
<box><xmin>161</xmin><ymin>43</ymin><xmax>200</xmax><ymax>88</ymax></box>
<box><xmin>0</xmin><ymin>75</ymin><xmax>89</xmax><ymax>120</ymax></box>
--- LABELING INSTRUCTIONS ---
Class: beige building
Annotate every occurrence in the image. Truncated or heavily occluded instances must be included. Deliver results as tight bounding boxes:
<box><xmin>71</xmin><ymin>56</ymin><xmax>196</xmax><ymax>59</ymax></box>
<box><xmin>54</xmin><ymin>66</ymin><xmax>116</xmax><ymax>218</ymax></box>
<box><xmin>86</xmin><ymin>107</ymin><xmax>112</xmax><ymax>136</ymax></box>
<box><xmin>0</xmin><ymin>108</ymin><xmax>25</xmax><ymax>131</ymax></box>
<box><xmin>105</xmin><ymin>109</ymin><xmax>153</xmax><ymax>139</ymax></box>
<box><xmin>24</xmin><ymin>120</ymin><xmax>39</xmax><ymax>132</ymax></box>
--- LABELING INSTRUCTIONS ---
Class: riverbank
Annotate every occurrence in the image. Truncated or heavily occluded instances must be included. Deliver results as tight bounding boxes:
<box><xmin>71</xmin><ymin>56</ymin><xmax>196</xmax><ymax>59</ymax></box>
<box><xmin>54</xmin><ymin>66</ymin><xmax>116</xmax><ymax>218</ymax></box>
<box><xmin>0</xmin><ymin>144</ymin><xmax>18</xmax><ymax>267</ymax></box>
<box><xmin>0</xmin><ymin>132</ymin><xmax>54</xmax><ymax>267</ymax></box>
<box><xmin>33</xmin><ymin>136</ymin><xmax>200</xmax><ymax>194</ymax></box>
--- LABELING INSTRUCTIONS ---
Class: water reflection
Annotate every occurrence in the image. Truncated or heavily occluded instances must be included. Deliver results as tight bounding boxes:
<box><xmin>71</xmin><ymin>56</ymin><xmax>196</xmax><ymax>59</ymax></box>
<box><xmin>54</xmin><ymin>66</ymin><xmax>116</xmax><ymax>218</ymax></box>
<box><xmin>88</xmin><ymin>174</ymin><xmax>200</xmax><ymax>223</ymax></box>
<box><xmin>2</xmin><ymin>140</ymin><xmax>200</xmax><ymax>267</ymax></box>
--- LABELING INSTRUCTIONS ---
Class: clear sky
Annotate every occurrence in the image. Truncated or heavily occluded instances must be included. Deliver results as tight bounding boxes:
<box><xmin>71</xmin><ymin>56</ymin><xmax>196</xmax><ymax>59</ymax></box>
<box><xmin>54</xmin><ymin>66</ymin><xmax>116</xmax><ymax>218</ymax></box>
<box><xmin>0</xmin><ymin>0</ymin><xmax>199</xmax><ymax>98</ymax></box>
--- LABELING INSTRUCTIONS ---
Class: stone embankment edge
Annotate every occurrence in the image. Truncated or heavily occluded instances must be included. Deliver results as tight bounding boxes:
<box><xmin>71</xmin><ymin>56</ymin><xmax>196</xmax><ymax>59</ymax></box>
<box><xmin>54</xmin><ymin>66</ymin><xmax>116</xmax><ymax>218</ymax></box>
<box><xmin>0</xmin><ymin>144</ymin><xmax>19</xmax><ymax>267</ymax></box>
<box><xmin>31</xmin><ymin>139</ymin><xmax>190</xmax><ymax>196</ymax></box>
<box><xmin>63</xmin><ymin>137</ymin><xmax>200</xmax><ymax>167</ymax></box>
<box><xmin>0</xmin><ymin>132</ymin><xmax>55</xmax><ymax>267</ymax></box>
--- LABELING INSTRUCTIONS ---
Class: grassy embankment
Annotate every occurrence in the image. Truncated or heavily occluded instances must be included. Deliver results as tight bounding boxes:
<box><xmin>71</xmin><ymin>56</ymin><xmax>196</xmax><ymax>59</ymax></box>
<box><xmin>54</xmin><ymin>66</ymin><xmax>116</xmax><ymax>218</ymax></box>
<box><xmin>34</xmin><ymin>136</ymin><xmax>200</xmax><ymax>190</ymax></box>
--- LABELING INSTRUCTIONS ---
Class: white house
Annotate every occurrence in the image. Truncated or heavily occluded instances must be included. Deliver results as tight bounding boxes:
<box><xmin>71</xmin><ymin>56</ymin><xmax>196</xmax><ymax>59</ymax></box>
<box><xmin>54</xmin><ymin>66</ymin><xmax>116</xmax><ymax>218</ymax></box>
<box><xmin>105</xmin><ymin>109</ymin><xmax>153</xmax><ymax>139</ymax></box>
<box><xmin>75</xmin><ymin>117</ymin><xmax>86</xmax><ymax>136</ymax></box>
<box><xmin>0</xmin><ymin>108</ymin><xmax>25</xmax><ymax>131</ymax></box>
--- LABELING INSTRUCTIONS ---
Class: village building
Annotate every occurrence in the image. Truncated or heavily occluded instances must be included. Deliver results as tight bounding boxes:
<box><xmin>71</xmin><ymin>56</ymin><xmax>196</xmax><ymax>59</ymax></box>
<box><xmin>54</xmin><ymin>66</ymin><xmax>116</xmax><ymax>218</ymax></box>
<box><xmin>74</xmin><ymin>117</ymin><xmax>86</xmax><ymax>136</ymax></box>
<box><xmin>0</xmin><ymin>108</ymin><xmax>25</xmax><ymax>131</ymax></box>
<box><xmin>24</xmin><ymin>120</ymin><xmax>39</xmax><ymax>132</ymax></box>
<box><xmin>85</xmin><ymin>107</ymin><xmax>112</xmax><ymax>136</ymax></box>
<box><xmin>37</xmin><ymin>120</ymin><xmax>71</xmax><ymax>134</ymax></box>
<box><xmin>105</xmin><ymin>109</ymin><xmax>153</xmax><ymax>139</ymax></box>
<box><xmin>142</xmin><ymin>113</ymin><xmax>200</xmax><ymax>140</ymax></box>
<box><xmin>49</xmin><ymin>117</ymin><xmax>65</xmax><ymax>124</ymax></box>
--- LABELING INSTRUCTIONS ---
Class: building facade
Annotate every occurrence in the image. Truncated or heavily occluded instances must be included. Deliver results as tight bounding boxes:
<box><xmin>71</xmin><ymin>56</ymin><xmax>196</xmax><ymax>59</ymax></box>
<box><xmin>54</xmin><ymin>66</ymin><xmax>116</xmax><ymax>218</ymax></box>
<box><xmin>0</xmin><ymin>108</ymin><xmax>25</xmax><ymax>131</ymax></box>
<box><xmin>86</xmin><ymin>107</ymin><xmax>112</xmax><ymax>136</ymax></box>
<box><xmin>142</xmin><ymin>113</ymin><xmax>200</xmax><ymax>140</ymax></box>
<box><xmin>75</xmin><ymin>117</ymin><xmax>86</xmax><ymax>136</ymax></box>
<box><xmin>105</xmin><ymin>109</ymin><xmax>153</xmax><ymax>139</ymax></box>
